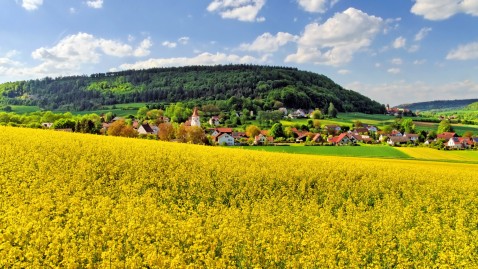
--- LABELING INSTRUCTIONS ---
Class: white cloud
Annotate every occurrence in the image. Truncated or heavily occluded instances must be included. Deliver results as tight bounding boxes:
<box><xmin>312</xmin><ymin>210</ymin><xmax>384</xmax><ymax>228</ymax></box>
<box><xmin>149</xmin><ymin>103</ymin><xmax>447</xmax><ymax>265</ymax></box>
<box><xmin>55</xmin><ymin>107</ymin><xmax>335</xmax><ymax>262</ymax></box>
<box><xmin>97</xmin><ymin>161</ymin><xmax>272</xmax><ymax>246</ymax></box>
<box><xmin>391</xmin><ymin>58</ymin><xmax>403</xmax><ymax>65</ymax></box>
<box><xmin>347</xmin><ymin>80</ymin><xmax>478</xmax><ymax>105</ymax></box>
<box><xmin>207</xmin><ymin>0</ymin><xmax>266</xmax><ymax>22</ymax></box>
<box><xmin>446</xmin><ymin>41</ymin><xmax>478</xmax><ymax>60</ymax></box>
<box><xmin>178</xmin><ymin>37</ymin><xmax>190</xmax><ymax>45</ymax></box>
<box><xmin>162</xmin><ymin>41</ymin><xmax>177</xmax><ymax>48</ymax></box>
<box><xmin>387</xmin><ymin>68</ymin><xmax>401</xmax><ymax>74</ymax></box>
<box><xmin>239</xmin><ymin>32</ymin><xmax>298</xmax><ymax>53</ymax></box>
<box><xmin>415</xmin><ymin>27</ymin><xmax>432</xmax><ymax>41</ymax></box>
<box><xmin>411</xmin><ymin>0</ymin><xmax>478</xmax><ymax>20</ymax></box>
<box><xmin>5</xmin><ymin>50</ymin><xmax>20</xmax><ymax>58</ymax></box>
<box><xmin>6</xmin><ymin>32</ymin><xmax>150</xmax><ymax>77</ymax></box>
<box><xmin>69</xmin><ymin>7</ymin><xmax>77</xmax><ymax>14</ymax></box>
<box><xmin>117</xmin><ymin>52</ymin><xmax>269</xmax><ymax>70</ymax></box>
<box><xmin>413</xmin><ymin>59</ymin><xmax>426</xmax><ymax>65</ymax></box>
<box><xmin>86</xmin><ymin>0</ymin><xmax>103</xmax><ymax>9</ymax></box>
<box><xmin>134</xmin><ymin>38</ymin><xmax>152</xmax><ymax>57</ymax></box>
<box><xmin>338</xmin><ymin>69</ymin><xmax>350</xmax><ymax>75</ymax></box>
<box><xmin>297</xmin><ymin>0</ymin><xmax>332</xmax><ymax>13</ymax></box>
<box><xmin>392</xmin><ymin>36</ymin><xmax>406</xmax><ymax>49</ymax></box>
<box><xmin>285</xmin><ymin>8</ymin><xmax>383</xmax><ymax>66</ymax></box>
<box><xmin>408</xmin><ymin>45</ymin><xmax>420</xmax><ymax>53</ymax></box>
<box><xmin>21</xmin><ymin>0</ymin><xmax>43</xmax><ymax>11</ymax></box>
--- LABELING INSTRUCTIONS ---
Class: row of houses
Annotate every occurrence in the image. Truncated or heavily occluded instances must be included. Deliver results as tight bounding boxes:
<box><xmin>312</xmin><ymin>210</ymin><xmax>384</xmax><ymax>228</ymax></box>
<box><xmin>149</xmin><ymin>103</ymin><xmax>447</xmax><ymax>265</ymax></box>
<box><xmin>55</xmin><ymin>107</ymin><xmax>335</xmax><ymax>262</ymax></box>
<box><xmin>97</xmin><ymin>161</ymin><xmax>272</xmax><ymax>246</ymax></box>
<box><xmin>425</xmin><ymin>132</ymin><xmax>478</xmax><ymax>149</ymax></box>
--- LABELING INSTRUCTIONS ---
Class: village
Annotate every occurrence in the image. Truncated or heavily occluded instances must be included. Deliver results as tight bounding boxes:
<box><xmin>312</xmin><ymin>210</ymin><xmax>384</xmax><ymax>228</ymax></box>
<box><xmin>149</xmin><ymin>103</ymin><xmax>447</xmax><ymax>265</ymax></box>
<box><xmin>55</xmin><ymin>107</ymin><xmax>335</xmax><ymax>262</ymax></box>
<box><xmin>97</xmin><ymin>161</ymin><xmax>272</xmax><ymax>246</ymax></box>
<box><xmin>91</xmin><ymin>107</ymin><xmax>478</xmax><ymax>150</ymax></box>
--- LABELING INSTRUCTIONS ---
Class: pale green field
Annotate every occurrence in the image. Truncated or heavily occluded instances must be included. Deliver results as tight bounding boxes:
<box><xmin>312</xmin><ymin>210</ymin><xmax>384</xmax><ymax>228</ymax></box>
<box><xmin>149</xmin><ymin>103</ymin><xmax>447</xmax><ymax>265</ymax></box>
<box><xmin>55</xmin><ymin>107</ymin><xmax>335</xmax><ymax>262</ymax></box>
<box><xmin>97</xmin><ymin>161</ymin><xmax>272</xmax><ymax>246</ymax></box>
<box><xmin>396</xmin><ymin>147</ymin><xmax>478</xmax><ymax>163</ymax></box>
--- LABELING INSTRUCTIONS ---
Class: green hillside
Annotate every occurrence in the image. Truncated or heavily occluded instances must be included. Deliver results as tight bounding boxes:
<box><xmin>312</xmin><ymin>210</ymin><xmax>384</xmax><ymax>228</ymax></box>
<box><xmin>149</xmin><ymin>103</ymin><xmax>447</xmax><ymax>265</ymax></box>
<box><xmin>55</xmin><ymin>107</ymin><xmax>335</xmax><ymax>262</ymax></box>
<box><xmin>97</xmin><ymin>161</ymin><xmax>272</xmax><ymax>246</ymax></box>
<box><xmin>0</xmin><ymin>65</ymin><xmax>385</xmax><ymax>114</ymax></box>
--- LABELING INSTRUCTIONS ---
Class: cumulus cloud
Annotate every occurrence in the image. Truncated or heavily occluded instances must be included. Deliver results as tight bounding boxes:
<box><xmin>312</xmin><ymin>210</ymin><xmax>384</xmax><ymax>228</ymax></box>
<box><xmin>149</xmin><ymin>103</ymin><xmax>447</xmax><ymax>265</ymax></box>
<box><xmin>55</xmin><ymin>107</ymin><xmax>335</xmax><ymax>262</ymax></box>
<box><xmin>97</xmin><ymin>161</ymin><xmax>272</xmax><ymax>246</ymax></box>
<box><xmin>162</xmin><ymin>41</ymin><xmax>177</xmax><ymax>48</ymax></box>
<box><xmin>391</xmin><ymin>58</ymin><xmax>403</xmax><ymax>65</ymax></box>
<box><xmin>134</xmin><ymin>38</ymin><xmax>152</xmax><ymax>57</ymax></box>
<box><xmin>239</xmin><ymin>32</ymin><xmax>298</xmax><ymax>52</ymax></box>
<box><xmin>387</xmin><ymin>68</ymin><xmax>401</xmax><ymax>74</ymax></box>
<box><xmin>338</xmin><ymin>69</ymin><xmax>350</xmax><ymax>75</ymax></box>
<box><xmin>178</xmin><ymin>37</ymin><xmax>190</xmax><ymax>45</ymax></box>
<box><xmin>207</xmin><ymin>0</ymin><xmax>266</xmax><ymax>22</ymax></box>
<box><xmin>296</xmin><ymin>0</ymin><xmax>337</xmax><ymax>13</ymax></box>
<box><xmin>347</xmin><ymin>80</ymin><xmax>478</xmax><ymax>105</ymax></box>
<box><xmin>23</xmin><ymin>32</ymin><xmax>150</xmax><ymax>76</ymax></box>
<box><xmin>86</xmin><ymin>0</ymin><xmax>103</xmax><ymax>9</ymax></box>
<box><xmin>411</xmin><ymin>0</ymin><xmax>478</xmax><ymax>20</ymax></box>
<box><xmin>392</xmin><ymin>37</ymin><xmax>406</xmax><ymax>49</ymax></box>
<box><xmin>285</xmin><ymin>8</ymin><xmax>383</xmax><ymax>66</ymax></box>
<box><xmin>21</xmin><ymin>0</ymin><xmax>43</xmax><ymax>11</ymax></box>
<box><xmin>117</xmin><ymin>52</ymin><xmax>268</xmax><ymax>70</ymax></box>
<box><xmin>415</xmin><ymin>27</ymin><xmax>432</xmax><ymax>41</ymax></box>
<box><xmin>446</xmin><ymin>41</ymin><xmax>478</xmax><ymax>60</ymax></box>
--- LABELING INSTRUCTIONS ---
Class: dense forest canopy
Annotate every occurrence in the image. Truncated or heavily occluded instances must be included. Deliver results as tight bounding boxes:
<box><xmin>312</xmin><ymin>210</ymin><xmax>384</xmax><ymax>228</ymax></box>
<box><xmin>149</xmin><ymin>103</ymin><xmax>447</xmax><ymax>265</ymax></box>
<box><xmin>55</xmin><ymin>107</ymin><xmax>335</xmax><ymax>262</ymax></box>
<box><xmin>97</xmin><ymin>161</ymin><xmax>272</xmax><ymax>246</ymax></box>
<box><xmin>0</xmin><ymin>65</ymin><xmax>385</xmax><ymax>113</ymax></box>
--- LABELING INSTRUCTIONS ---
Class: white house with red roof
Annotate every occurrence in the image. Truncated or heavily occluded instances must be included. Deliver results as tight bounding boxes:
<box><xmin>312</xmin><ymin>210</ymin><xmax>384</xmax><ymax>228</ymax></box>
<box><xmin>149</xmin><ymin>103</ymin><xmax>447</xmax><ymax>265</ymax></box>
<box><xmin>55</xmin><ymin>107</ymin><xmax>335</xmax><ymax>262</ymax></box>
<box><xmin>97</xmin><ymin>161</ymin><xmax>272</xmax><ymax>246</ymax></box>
<box><xmin>214</xmin><ymin>133</ymin><xmax>235</xmax><ymax>146</ymax></box>
<box><xmin>328</xmin><ymin>133</ymin><xmax>353</xmax><ymax>145</ymax></box>
<box><xmin>447</xmin><ymin>137</ymin><xmax>472</xmax><ymax>149</ymax></box>
<box><xmin>437</xmin><ymin>132</ymin><xmax>457</xmax><ymax>141</ymax></box>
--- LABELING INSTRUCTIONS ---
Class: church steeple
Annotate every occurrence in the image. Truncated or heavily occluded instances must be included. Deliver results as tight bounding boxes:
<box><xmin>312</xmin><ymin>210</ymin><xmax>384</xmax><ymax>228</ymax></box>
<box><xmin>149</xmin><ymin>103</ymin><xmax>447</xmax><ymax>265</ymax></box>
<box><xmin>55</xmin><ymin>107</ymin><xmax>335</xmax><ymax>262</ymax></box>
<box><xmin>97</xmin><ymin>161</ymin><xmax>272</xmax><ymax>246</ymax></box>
<box><xmin>191</xmin><ymin>107</ymin><xmax>200</xmax><ymax>127</ymax></box>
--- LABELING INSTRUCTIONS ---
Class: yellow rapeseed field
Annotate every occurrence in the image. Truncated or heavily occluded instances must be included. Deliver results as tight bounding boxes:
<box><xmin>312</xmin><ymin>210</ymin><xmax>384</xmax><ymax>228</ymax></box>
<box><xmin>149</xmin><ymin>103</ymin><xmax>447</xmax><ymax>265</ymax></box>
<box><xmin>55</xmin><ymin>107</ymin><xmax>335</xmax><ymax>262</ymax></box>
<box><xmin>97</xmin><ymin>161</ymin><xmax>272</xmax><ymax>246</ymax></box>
<box><xmin>1</xmin><ymin>126</ymin><xmax>478</xmax><ymax>268</ymax></box>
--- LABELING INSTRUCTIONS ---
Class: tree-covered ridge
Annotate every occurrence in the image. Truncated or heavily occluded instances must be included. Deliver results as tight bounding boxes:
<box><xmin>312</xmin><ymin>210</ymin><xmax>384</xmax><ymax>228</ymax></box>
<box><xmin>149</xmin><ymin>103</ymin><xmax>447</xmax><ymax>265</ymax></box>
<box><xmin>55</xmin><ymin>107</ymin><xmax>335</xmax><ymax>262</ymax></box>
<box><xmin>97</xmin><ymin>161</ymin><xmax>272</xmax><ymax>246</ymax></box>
<box><xmin>399</xmin><ymin>99</ymin><xmax>478</xmax><ymax>112</ymax></box>
<box><xmin>0</xmin><ymin>65</ymin><xmax>385</xmax><ymax>113</ymax></box>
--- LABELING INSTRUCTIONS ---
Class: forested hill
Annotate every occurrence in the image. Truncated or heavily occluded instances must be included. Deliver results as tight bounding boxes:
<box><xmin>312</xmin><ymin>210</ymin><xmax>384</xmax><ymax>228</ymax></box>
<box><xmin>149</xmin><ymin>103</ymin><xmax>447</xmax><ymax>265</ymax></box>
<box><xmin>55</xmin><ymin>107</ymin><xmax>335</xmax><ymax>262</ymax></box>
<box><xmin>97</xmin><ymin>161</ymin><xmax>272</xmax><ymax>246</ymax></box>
<box><xmin>399</xmin><ymin>99</ymin><xmax>478</xmax><ymax>111</ymax></box>
<box><xmin>0</xmin><ymin>65</ymin><xmax>385</xmax><ymax>113</ymax></box>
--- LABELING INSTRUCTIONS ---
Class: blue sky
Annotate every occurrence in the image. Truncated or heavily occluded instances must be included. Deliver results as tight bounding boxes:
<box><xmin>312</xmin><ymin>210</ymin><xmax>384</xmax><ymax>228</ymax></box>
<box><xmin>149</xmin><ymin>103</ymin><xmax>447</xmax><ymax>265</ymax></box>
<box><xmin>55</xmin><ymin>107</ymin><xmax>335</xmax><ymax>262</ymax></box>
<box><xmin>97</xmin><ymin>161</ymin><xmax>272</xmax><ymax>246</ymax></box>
<box><xmin>1</xmin><ymin>0</ymin><xmax>477</xmax><ymax>105</ymax></box>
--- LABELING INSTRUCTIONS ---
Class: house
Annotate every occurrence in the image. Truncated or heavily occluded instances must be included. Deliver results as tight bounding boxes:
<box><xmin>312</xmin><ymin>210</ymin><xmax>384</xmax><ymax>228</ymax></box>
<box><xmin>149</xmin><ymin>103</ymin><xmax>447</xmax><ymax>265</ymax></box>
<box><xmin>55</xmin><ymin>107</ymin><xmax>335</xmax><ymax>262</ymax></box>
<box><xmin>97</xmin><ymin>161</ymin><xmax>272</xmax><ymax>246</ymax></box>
<box><xmin>254</xmin><ymin>134</ymin><xmax>274</xmax><ymax>145</ymax></box>
<box><xmin>473</xmin><ymin>137</ymin><xmax>478</xmax><ymax>145</ymax></box>
<box><xmin>208</xmin><ymin>116</ymin><xmax>220</xmax><ymax>126</ymax></box>
<box><xmin>232</xmin><ymin>132</ymin><xmax>248</xmax><ymax>143</ymax></box>
<box><xmin>437</xmin><ymin>132</ymin><xmax>457</xmax><ymax>141</ymax></box>
<box><xmin>210</xmin><ymin>127</ymin><xmax>233</xmax><ymax>137</ymax></box>
<box><xmin>325</xmin><ymin>125</ymin><xmax>341</xmax><ymax>134</ymax></box>
<box><xmin>360</xmin><ymin>135</ymin><xmax>374</xmax><ymax>144</ymax></box>
<box><xmin>278</xmin><ymin>107</ymin><xmax>288</xmax><ymax>116</ymax></box>
<box><xmin>364</xmin><ymin>125</ymin><xmax>378</xmax><ymax>133</ymax></box>
<box><xmin>296</xmin><ymin>132</ymin><xmax>312</xmax><ymax>142</ymax></box>
<box><xmin>311</xmin><ymin>133</ymin><xmax>324</xmax><ymax>143</ymax></box>
<box><xmin>292</xmin><ymin>109</ymin><xmax>307</xmax><ymax>118</ymax></box>
<box><xmin>352</xmin><ymin>127</ymin><xmax>369</xmax><ymax>134</ymax></box>
<box><xmin>328</xmin><ymin>133</ymin><xmax>352</xmax><ymax>145</ymax></box>
<box><xmin>403</xmin><ymin>133</ymin><xmax>419</xmax><ymax>142</ymax></box>
<box><xmin>387</xmin><ymin>136</ymin><xmax>410</xmax><ymax>146</ymax></box>
<box><xmin>138</xmin><ymin>123</ymin><xmax>155</xmax><ymax>135</ymax></box>
<box><xmin>111</xmin><ymin>116</ymin><xmax>122</xmax><ymax>122</ymax></box>
<box><xmin>214</xmin><ymin>133</ymin><xmax>235</xmax><ymax>146</ymax></box>
<box><xmin>447</xmin><ymin>137</ymin><xmax>469</xmax><ymax>149</ymax></box>
<box><xmin>390</xmin><ymin>130</ymin><xmax>402</xmax><ymax>137</ymax></box>
<box><xmin>41</xmin><ymin>122</ymin><xmax>53</xmax><ymax>128</ymax></box>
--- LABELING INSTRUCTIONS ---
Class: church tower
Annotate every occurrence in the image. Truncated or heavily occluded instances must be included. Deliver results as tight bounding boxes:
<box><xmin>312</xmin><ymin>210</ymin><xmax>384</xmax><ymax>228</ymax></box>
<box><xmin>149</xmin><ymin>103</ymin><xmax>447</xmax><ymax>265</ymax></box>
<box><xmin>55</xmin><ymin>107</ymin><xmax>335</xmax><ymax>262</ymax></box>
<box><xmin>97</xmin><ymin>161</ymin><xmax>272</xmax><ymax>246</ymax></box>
<box><xmin>191</xmin><ymin>107</ymin><xmax>200</xmax><ymax>127</ymax></box>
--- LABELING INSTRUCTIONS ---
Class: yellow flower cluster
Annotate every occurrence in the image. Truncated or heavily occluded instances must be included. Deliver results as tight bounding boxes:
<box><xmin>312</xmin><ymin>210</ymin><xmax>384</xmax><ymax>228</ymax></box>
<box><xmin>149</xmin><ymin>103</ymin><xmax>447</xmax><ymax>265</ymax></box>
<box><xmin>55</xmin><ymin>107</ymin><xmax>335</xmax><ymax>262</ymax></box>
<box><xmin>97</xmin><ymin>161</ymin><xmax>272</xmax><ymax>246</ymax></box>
<box><xmin>1</xmin><ymin>126</ymin><xmax>478</xmax><ymax>268</ymax></box>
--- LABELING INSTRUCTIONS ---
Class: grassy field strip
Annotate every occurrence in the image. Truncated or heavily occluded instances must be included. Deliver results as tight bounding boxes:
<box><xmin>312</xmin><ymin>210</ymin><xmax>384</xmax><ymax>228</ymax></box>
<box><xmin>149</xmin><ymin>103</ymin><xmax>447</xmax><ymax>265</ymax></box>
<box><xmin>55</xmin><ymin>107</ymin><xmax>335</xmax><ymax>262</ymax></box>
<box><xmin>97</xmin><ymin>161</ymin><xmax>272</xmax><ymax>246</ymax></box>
<box><xmin>241</xmin><ymin>145</ymin><xmax>412</xmax><ymax>159</ymax></box>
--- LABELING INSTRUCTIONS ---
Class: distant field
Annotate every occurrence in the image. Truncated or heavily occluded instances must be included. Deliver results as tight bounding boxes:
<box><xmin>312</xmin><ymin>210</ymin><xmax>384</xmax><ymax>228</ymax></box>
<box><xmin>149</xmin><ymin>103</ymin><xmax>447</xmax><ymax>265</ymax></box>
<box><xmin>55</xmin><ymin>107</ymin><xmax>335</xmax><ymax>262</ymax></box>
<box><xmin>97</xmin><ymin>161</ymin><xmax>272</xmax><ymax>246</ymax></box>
<box><xmin>8</xmin><ymin>105</ymin><xmax>41</xmax><ymax>114</ymax></box>
<box><xmin>396</xmin><ymin>147</ymin><xmax>478</xmax><ymax>163</ymax></box>
<box><xmin>242</xmin><ymin>144</ymin><xmax>411</xmax><ymax>159</ymax></box>
<box><xmin>414</xmin><ymin>121</ymin><xmax>478</xmax><ymax>135</ymax></box>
